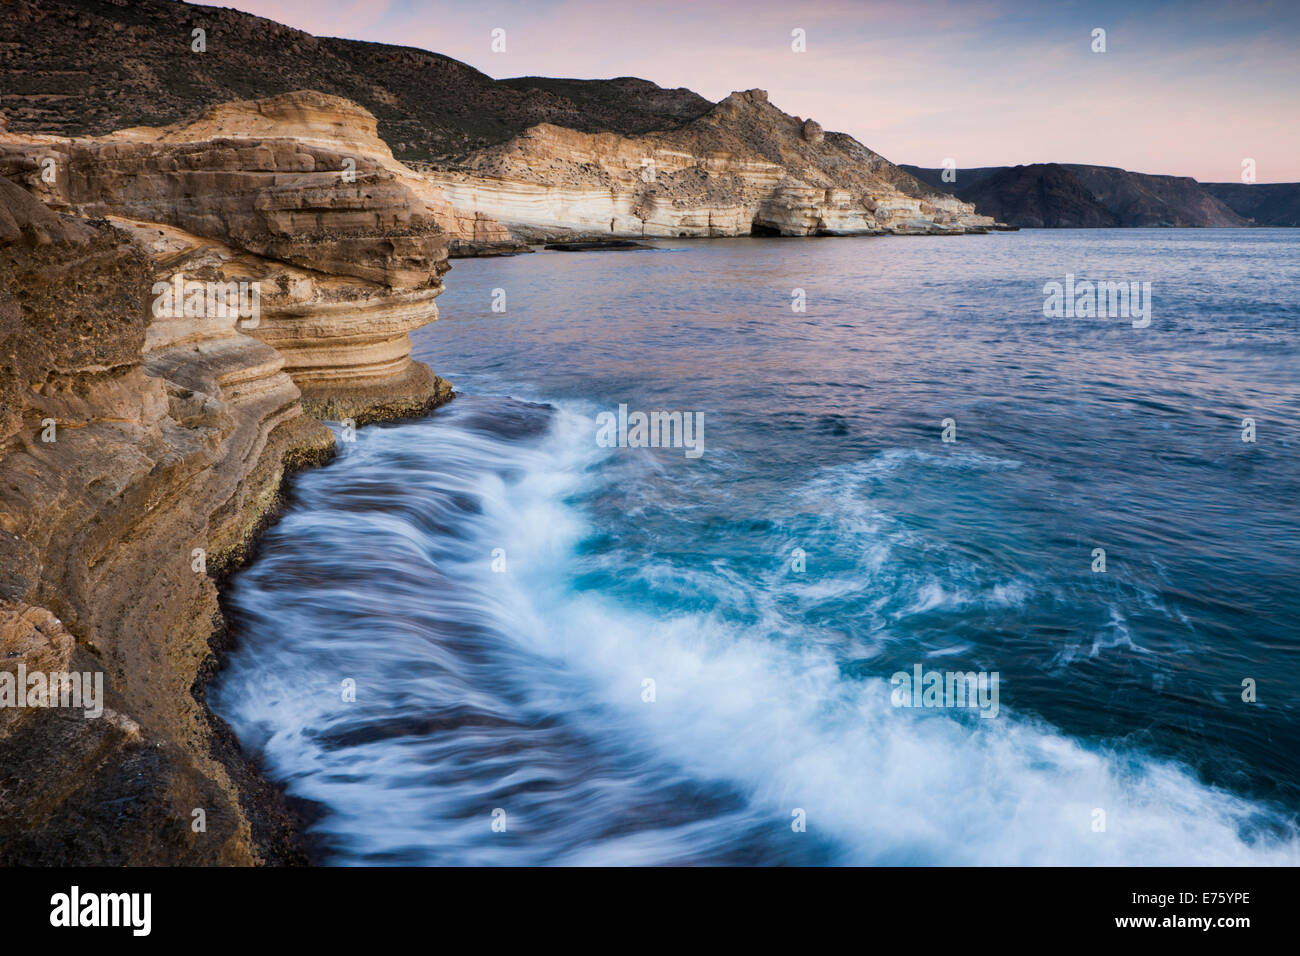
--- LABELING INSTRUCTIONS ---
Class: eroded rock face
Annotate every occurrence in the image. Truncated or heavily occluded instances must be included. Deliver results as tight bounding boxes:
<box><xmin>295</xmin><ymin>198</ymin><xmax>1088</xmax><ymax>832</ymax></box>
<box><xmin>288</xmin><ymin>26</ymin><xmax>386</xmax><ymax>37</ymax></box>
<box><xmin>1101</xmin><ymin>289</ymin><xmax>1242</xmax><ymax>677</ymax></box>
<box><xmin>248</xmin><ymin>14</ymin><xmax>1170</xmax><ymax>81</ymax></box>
<box><xmin>421</xmin><ymin>89</ymin><xmax>998</xmax><ymax>238</ymax></box>
<box><xmin>2</xmin><ymin>124</ymin><xmax>446</xmax><ymax>287</ymax></box>
<box><xmin>1</xmin><ymin>91</ymin><xmax>458</xmax><ymax>418</ymax></box>
<box><xmin>0</xmin><ymin>176</ymin><xmax>334</xmax><ymax>863</ymax></box>
<box><xmin>100</xmin><ymin>90</ymin><xmax>517</xmax><ymax>253</ymax></box>
<box><xmin>0</xmin><ymin>92</ymin><xmax>469</xmax><ymax>865</ymax></box>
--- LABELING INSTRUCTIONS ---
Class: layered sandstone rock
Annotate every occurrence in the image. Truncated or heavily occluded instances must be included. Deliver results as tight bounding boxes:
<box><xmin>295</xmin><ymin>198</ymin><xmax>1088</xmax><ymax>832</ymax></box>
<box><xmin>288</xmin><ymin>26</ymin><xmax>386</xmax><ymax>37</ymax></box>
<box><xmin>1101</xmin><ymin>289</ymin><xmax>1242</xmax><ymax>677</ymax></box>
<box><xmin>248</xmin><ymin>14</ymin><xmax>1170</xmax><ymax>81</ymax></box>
<box><xmin>420</xmin><ymin>89</ymin><xmax>998</xmax><ymax>239</ymax></box>
<box><xmin>102</xmin><ymin>90</ymin><xmax>518</xmax><ymax>252</ymax></box>
<box><xmin>0</xmin><ymin>92</ymin><xmax>465</xmax><ymax>865</ymax></box>
<box><xmin>0</xmin><ymin>176</ymin><xmax>335</xmax><ymax>863</ymax></box>
<box><xmin>0</xmin><ymin>91</ymin><xmax>459</xmax><ymax>417</ymax></box>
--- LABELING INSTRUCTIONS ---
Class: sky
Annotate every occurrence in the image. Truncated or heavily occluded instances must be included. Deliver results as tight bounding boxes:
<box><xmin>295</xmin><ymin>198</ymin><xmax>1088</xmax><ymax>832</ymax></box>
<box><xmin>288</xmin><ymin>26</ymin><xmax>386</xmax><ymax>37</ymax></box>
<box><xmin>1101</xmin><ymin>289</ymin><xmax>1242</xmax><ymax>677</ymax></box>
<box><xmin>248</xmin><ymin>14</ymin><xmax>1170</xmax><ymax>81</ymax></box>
<box><xmin>221</xmin><ymin>0</ymin><xmax>1300</xmax><ymax>182</ymax></box>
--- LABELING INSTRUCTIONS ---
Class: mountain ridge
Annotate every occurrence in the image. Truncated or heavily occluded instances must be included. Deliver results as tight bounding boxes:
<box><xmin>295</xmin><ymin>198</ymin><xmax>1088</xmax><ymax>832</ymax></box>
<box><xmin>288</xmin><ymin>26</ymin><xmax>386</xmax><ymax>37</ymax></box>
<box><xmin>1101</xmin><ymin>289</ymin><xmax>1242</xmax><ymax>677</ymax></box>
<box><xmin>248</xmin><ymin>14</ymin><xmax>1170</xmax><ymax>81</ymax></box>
<box><xmin>898</xmin><ymin>162</ymin><xmax>1287</xmax><ymax>227</ymax></box>
<box><xmin>1201</xmin><ymin>182</ymin><xmax>1300</xmax><ymax>227</ymax></box>
<box><xmin>3</xmin><ymin>0</ymin><xmax>999</xmax><ymax>239</ymax></box>
<box><xmin>0</xmin><ymin>0</ymin><xmax>715</xmax><ymax>161</ymax></box>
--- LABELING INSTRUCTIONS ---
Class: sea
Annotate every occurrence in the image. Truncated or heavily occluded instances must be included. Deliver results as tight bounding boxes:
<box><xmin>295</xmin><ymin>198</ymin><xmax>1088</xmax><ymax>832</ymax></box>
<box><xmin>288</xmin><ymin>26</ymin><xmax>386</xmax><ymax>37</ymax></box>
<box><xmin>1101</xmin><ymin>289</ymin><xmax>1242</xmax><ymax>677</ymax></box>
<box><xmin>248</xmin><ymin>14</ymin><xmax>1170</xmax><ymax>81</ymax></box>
<box><xmin>211</xmin><ymin>229</ymin><xmax>1300</xmax><ymax>865</ymax></box>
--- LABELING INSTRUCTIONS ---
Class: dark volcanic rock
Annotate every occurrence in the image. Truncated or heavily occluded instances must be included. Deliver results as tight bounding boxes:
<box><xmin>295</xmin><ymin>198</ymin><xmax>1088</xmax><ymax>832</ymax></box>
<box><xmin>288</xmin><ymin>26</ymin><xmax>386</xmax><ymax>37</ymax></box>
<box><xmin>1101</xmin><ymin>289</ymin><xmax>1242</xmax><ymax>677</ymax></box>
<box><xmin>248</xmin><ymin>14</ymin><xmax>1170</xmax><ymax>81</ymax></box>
<box><xmin>957</xmin><ymin>164</ymin><xmax>1120</xmax><ymax>228</ymax></box>
<box><xmin>1202</xmin><ymin>182</ymin><xmax>1300</xmax><ymax>226</ymax></box>
<box><xmin>2</xmin><ymin>3</ymin><xmax>995</xmax><ymax>239</ymax></box>
<box><xmin>1063</xmin><ymin>165</ymin><xmax>1246</xmax><ymax>227</ymax></box>
<box><xmin>904</xmin><ymin>162</ymin><xmax>1252</xmax><ymax>227</ymax></box>
<box><xmin>899</xmin><ymin>164</ymin><xmax>1003</xmax><ymax>193</ymax></box>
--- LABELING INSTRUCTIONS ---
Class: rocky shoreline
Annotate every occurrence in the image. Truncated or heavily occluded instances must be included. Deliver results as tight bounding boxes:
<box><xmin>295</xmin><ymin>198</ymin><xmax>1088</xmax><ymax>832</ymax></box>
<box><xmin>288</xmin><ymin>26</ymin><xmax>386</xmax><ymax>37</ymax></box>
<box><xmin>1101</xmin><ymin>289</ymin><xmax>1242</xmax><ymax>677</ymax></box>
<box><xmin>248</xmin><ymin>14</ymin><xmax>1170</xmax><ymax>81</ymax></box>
<box><xmin>0</xmin><ymin>92</ymin><xmax>457</xmax><ymax>864</ymax></box>
<box><xmin>0</xmin><ymin>90</ymin><xmax>1002</xmax><ymax>867</ymax></box>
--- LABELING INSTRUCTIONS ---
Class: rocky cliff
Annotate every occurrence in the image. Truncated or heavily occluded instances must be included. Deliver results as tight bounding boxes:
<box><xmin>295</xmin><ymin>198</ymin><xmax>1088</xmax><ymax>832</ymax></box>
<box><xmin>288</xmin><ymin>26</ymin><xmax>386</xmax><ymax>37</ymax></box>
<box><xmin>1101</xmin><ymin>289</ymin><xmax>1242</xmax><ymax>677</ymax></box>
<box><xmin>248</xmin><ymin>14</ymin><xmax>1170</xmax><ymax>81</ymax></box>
<box><xmin>1062</xmin><ymin>165</ymin><xmax>1247</xmax><ymax>227</ymax></box>
<box><xmin>0</xmin><ymin>91</ymin><xmax>457</xmax><ymax>864</ymax></box>
<box><xmin>425</xmin><ymin>90</ymin><xmax>997</xmax><ymax>238</ymax></box>
<box><xmin>902</xmin><ymin>162</ymin><xmax>1249</xmax><ymax>227</ymax></box>
<box><xmin>949</xmin><ymin>164</ymin><xmax>1120</xmax><ymax>228</ymax></box>
<box><xmin>1202</xmin><ymin>182</ymin><xmax>1300</xmax><ymax>227</ymax></box>
<box><xmin>0</xmin><ymin>174</ymin><xmax>336</xmax><ymax>863</ymax></box>
<box><xmin>1</xmin><ymin>90</ymin><xmax>459</xmax><ymax>417</ymax></box>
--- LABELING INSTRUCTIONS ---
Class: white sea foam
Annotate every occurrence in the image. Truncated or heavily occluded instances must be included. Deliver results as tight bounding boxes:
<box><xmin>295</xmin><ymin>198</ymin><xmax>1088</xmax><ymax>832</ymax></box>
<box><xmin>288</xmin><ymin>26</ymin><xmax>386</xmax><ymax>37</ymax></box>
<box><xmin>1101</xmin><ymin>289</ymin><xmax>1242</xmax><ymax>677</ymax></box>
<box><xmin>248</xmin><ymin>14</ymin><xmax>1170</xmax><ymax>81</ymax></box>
<box><xmin>469</xmin><ymin>411</ymin><xmax>1300</xmax><ymax>864</ymax></box>
<box><xmin>215</xmin><ymin>405</ymin><xmax>1300</xmax><ymax>865</ymax></box>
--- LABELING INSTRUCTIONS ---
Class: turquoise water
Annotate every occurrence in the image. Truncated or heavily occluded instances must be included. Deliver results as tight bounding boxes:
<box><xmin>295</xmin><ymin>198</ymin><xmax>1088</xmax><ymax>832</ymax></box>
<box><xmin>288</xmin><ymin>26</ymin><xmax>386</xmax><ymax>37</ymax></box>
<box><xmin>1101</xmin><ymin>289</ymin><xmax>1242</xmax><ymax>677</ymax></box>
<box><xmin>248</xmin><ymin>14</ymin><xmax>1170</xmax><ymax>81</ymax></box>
<box><xmin>213</xmin><ymin>230</ymin><xmax>1300</xmax><ymax>864</ymax></box>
